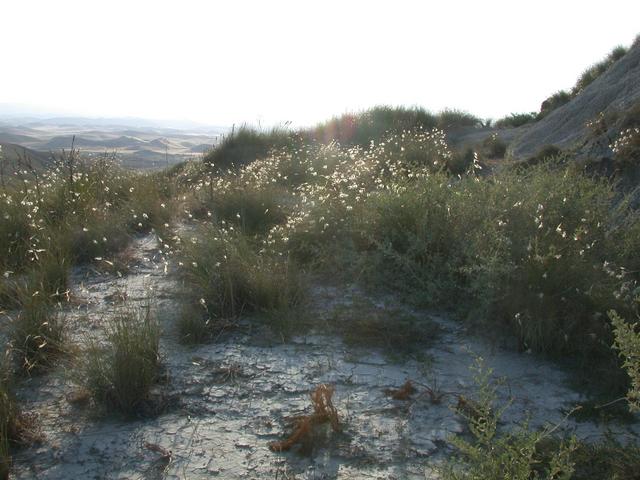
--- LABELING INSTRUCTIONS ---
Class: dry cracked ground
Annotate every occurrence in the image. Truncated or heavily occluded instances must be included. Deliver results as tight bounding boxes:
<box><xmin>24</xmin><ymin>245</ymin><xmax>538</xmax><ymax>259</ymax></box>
<box><xmin>3</xmin><ymin>233</ymin><xmax>639</xmax><ymax>479</ymax></box>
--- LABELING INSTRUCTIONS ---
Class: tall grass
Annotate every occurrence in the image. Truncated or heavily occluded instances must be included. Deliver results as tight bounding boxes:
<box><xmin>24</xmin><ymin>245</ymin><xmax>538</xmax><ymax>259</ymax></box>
<box><xmin>572</xmin><ymin>45</ymin><xmax>628</xmax><ymax>96</ymax></box>
<box><xmin>174</xmin><ymin>117</ymin><xmax>640</xmax><ymax>389</ymax></box>
<box><xmin>203</xmin><ymin>126</ymin><xmax>295</xmax><ymax>170</ymax></box>
<box><xmin>309</xmin><ymin>105</ymin><xmax>438</xmax><ymax>146</ymax></box>
<box><xmin>178</xmin><ymin>224</ymin><xmax>304</xmax><ymax>342</ymax></box>
<box><xmin>10</xmin><ymin>287</ymin><xmax>65</xmax><ymax>373</ymax></box>
<box><xmin>0</xmin><ymin>354</ymin><xmax>16</xmax><ymax>480</ymax></box>
<box><xmin>83</xmin><ymin>305</ymin><xmax>160</xmax><ymax>415</ymax></box>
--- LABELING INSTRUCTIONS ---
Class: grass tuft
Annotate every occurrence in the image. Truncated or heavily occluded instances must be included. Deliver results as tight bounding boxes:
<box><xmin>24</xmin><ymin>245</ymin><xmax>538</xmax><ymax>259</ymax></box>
<box><xmin>83</xmin><ymin>305</ymin><xmax>161</xmax><ymax>415</ymax></box>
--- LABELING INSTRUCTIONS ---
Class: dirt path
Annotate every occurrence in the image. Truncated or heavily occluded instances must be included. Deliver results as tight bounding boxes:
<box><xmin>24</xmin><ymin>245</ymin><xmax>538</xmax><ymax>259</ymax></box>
<box><xmin>8</xmin><ymin>233</ymin><xmax>640</xmax><ymax>479</ymax></box>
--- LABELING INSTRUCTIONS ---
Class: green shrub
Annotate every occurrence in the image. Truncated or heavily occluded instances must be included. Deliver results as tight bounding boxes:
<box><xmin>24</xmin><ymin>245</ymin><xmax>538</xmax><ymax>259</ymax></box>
<box><xmin>442</xmin><ymin>358</ymin><xmax>576</xmax><ymax>480</ymax></box>
<box><xmin>0</xmin><ymin>355</ymin><xmax>17</xmax><ymax>480</ymax></box>
<box><xmin>464</xmin><ymin>164</ymin><xmax>615</xmax><ymax>355</ymax></box>
<box><xmin>178</xmin><ymin>225</ymin><xmax>305</xmax><ymax>341</ymax></box>
<box><xmin>481</xmin><ymin>134</ymin><xmax>507</xmax><ymax>159</ymax></box>
<box><xmin>448</xmin><ymin>147</ymin><xmax>477</xmax><ymax>174</ymax></box>
<box><xmin>611</xmin><ymin>127</ymin><xmax>640</xmax><ymax>171</ymax></box>
<box><xmin>610</xmin><ymin>305</ymin><xmax>640</xmax><ymax>412</ymax></box>
<box><xmin>0</xmin><ymin>197</ymin><xmax>32</xmax><ymax>273</ymax></box>
<box><xmin>203</xmin><ymin>186</ymin><xmax>287</xmax><ymax>236</ymax></box>
<box><xmin>437</xmin><ymin>109</ymin><xmax>483</xmax><ymax>129</ymax></box>
<box><xmin>539</xmin><ymin>91</ymin><xmax>571</xmax><ymax>119</ymax></box>
<box><xmin>84</xmin><ymin>305</ymin><xmax>160</xmax><ymax>415</ymax></box>
<box><xmin>572</xmin><ymin>46</ymin><xmax>627</xmax><ymax>96</ymax></box>
<box><xmin>11</xmin><ymin>289</ymin><xmax>65</xmax><ymax>373</ymax></box>
<box><xmin>355</xmin><ymin>174</ymin><xmax>469</xmax><ymax>305</ymax></box>
<box><xmin>495</xmin><ymin>112</ymin><xmax>537</xmax><ymax>128</ymax></box>
<box><xmin>524</xmin><ymin>145</ymin><xmax>563</xmax><ymax>167</ymax></box>
<box><xmin>203</xmin><ymin>127</ymin><xmax>295</xmax><ymax>170</ymax></box>
<box><xmin>310</xmin><ymin>105</ymin><xmax>437</xmax><ymax>146</ymax></box>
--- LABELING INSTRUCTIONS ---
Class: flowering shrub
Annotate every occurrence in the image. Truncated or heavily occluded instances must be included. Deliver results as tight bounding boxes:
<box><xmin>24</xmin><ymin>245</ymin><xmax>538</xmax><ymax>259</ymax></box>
<box><xmin>611</xmin><ymin>127</ymin><xmax>640</xmax><ymax>169</ymax></box>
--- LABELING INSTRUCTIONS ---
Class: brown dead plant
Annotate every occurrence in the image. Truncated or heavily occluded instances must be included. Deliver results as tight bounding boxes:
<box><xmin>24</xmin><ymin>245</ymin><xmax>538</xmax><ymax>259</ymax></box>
<box><xmin>384</xmin><ymin>380</ymin><xmax>418</xmax><ymax>400</ymax></box>
<box><xmin>269</xmin><ymin>384</ymin><xmax>340</xmax><ymax>452</ymax></box>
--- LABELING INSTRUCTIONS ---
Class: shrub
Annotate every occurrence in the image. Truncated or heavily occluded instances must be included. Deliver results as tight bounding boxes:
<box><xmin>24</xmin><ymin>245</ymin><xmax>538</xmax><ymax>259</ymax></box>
<box><xmin>355</xmin><ymin>174</ymin><xmax>469</xmax><ymax>305</ymax></box>
<box><xmin>84</xmin><ymin>305</ymin><xmax>160</xmax><ymax>415</ymax></box>
<box><xmin>572</xmin><ymin>46</ymin><xmax>628</xmax><ymax>96</ymax></box>
<box><xmin>611</xmin><ymin>127</ymin><xmax>640</xmax><ymax>171</ymax></box>
<box><xmin>463</xmin><ymin>164</ymin><xmax>616</xmax><ymax>355</ymax></box>
<box><xmin>0</xmin><ymin>356</ymin><xmax>17</xmax><ymax>480</ymax></box>
<box><xmin>495</xmin><ymin>112</ymin><xmax>537</xmax><ymax>128</ymax></box>
<box><xmin>481</xmin><ymin>134</ymin><xmax>507</xmax><ymax>159</ymax></box>
<box><xmin>202</xmin><ymin>186</ymin><xmax>287</xmax><ymax>236</ymax></box>
<box><xmin>610</xmin><ymin>305</ymin><xmax>640</xmax><ymax>412</ymax></box>
<box><xmin>524</xmin><ymin>145</ymin><xmax>563</xmax><ymax>167</ymax></box>
<box><xmin>10</xmin><ymin>289</ymin><xmax>65</xmax><ymax>373</ymax></box>
<box><xmin>436</xmin><ymin>109</ymin><xmax>482</xmax><ymax>129</ymax></box>
<box><xmin>203</xmin><ymin>127</ymin><xmax>294</xmax><ymax>170</ymax></box>
<box><xmin>448</xmin><ymin>147</ymin><xmax>477</xmax><ymax>174</ymax></box>
<box><xmin>178</xmin><ymin>225</ymin><xmax>305</xmax><ymax>342</ymax></box>
<box><xmin>539</xmin><ymin>91</ymin><xmax>571</xmax><ymax>119</ymax></box>
<box><xmin>442</xmin><ymin>358</ymin><xmax>576</xmax><ymax>480</ymax></box>
<box><xmin>310</xmin><ymin>106</ymin><xmax>437</xmax><ymax>146</ymax></box>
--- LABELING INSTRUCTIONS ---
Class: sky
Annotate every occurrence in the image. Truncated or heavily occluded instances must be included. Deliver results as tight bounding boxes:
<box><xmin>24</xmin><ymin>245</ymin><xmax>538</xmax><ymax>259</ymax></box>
<box><xmin>1</xmin><ymin>0</ymin><xmax>639</xmax><ymax>128</ymax></box>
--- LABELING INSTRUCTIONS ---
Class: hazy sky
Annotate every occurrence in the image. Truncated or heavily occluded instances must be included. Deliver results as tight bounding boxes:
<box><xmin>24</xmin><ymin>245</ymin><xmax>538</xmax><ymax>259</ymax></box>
<box><xmin>2</xmin><ymin>0</ymin><xmax>639</xmax><ymax>127</ymax></box>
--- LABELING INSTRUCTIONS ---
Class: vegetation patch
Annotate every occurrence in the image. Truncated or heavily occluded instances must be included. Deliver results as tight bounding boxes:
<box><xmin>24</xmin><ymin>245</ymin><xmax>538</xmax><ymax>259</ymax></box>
<box><xmin>178</xmin><ymin>225</ymin><xmax>305</xmax><ymax>343</ymax></box>
<box><xmin>10</xmin><ymin>290</ymin><xmax>65</xmax><ymax>373</ymax></box>
<box><xmin>328</xmin><ymin>298</ymin><xmax>439</xmax><ymax>356</ymax></box>
<box><xmin>83</xmin><ymin>305</ymin><xmax>161</xmax><ymax>415</ymax></box>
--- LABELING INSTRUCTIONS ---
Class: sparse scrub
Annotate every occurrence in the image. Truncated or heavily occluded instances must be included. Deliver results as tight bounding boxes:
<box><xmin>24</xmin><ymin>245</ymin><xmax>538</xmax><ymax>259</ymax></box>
<box><xmin>610</xmin><ymin>304</ymin><xmax>640</xmax><ymax>412</ymax></box>
<box><xmin>436</xmin><ymin>109</ymin><xmax>483</xmax><ymax>129</ymax></box>
<box><xmin>0</xmin><ymin>355</ymin><xmax>17</xmax><ymax>479</ymax></box>
<box><xmin>537</xmin><ymin>45</ymin><xmax>628</xmax><ymax>119</ymax></box>
<box><xmin>172</xmin><ymin>106</ymin><xmax>640</xmax><ymax>393</ymax></box>
<box><xmin>524</xmin><ymin>144</ymin><xmax>563</xmax><ymax>167</ymax></box>
<box><xmin>611</xmin><ymin>127</ymin><xmax>640</xmax><ymax>170</ymax></box>
<box><xmin>539</xmin><ymin>91</ymin><xmax>571</xmax><ymax>119</ymax></box>
<box><xmin>329</xmin><ymin>298</ymin><xmax>439</xmax><ymax>355</ymax></box>
<box><xmin>572</xmin><ymin>45</ymin><xmax>628</xmax><ymax>96</ymax></box>
<box><xmin>481</xmin><ymin>133</ymin><xmax>507</xmax><ymax>159</ymax></box>
<box><xmin>83</xmin><ymin>305</ymin><xmax>160</xmax><ymax>415</ymax></box>
<box><xmin>495</xmin><ymin>112</ymin><xmax>537</xmax><ymax>128</ymax></box>
<box><xmin>442</xmin><ymin>358</ymin><xmax>577</xmax><ymax>480</ymax></box>
<box><xmin>203</xmin><ymin>126</ymin><xmax>295</xmax><ymax>170</ymax></box>
<box><xmin>178</xmin><ymin>225</ymin><xmax>304</xmax><ymax>341</ymax></box>
<box><xmin>10</xmin><ymin>289</ymin><xmax>65</xmax><ymax>373</ymax></box>
<box><xmin>310</xmin><ymin>105</ymin><xmax>437</xmax><ymax>146</ymax></box>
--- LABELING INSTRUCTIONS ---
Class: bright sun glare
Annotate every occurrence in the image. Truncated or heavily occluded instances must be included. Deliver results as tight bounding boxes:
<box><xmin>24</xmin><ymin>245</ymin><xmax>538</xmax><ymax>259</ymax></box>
<box><xmin>2</xmin><ymin>0</ymin><xmax>639</xmax><ymax>127</ymax></box>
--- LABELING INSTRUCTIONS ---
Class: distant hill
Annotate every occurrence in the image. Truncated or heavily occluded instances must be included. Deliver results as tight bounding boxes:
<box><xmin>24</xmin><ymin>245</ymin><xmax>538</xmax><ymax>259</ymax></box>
<box><xmin>0</xmin><ymin>142</ymin><xmax>52</xmax><ymax>174</ymax></box>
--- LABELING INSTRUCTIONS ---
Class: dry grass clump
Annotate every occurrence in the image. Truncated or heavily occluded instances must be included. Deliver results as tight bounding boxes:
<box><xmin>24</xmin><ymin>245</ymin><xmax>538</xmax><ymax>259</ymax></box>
<box><xmin>0</xmin><ymin>357</ymin><xmax>16</xmax><ymax>480</ymax></box>
<box><xmin>0</xmin><ymin>148</ymin><xmax>174</xmax><ymax>281</ymax></box>
<box><xmin>269</xmin><ymin>384</ymin><xmax>340</xmax><ymax>452</ymax></box>
<box><xmin>9</xmin><ymin>289</ymin><xmax>65</xmax><ymax>373</ymax></box>
<box><xmin>384</xmin><ymin>380</ymin><xmax>417</xmax><ymax>400</ymax></box>
<box><xmin>0</xmin><ymin>352</ymin><xmax>38</xmax><ymax>480</ymax></box>
<box><xmin>178</xmin><ymin>224</ymin><xmax>305</xmax><ymax>343</ymax></box>
<box><xmin>83</xmin><ymin>305</ymin><xmax>161</xmax><ymax>415</ymax></box>
<box><xmin>203</xmin><ymin>126</ymin><xmax>296</xmax><ymax>170</ymax></box>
